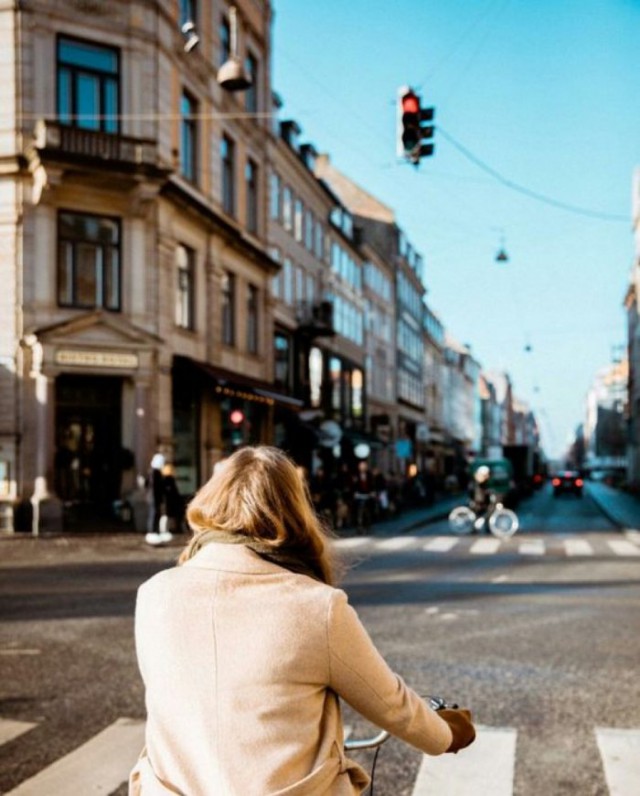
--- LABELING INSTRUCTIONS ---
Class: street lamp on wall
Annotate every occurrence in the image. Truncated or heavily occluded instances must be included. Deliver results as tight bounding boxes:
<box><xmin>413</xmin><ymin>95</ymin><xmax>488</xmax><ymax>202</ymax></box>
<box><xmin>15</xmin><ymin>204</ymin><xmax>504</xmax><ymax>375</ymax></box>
<box><xmin>217</xmin><ymin>7</ymin><xmax>252</xmax><ymax>92</ymax></box>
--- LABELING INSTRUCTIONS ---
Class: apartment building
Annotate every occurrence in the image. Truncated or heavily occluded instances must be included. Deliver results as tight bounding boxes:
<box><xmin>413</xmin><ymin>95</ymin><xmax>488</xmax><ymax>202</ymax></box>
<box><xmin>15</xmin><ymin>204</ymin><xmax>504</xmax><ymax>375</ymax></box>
<box><xmin>0</xmin><ymin>0</ymin><xmax>279</xmax><ymax>532</ymax></box>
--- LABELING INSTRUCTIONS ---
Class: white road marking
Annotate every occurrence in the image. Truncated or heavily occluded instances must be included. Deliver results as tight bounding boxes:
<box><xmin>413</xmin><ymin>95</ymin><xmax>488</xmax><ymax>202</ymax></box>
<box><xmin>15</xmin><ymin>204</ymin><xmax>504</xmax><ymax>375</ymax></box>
<box><xmin>334</xmin><ymin>537</ymin><xmax>369</xmax><ymax>549</ymax></box>
<box><xmin>491</xmin><ymin>574</ymin><xmax>510</xmax><ymax>583</ymax></box>
<box><xmin>469</xmin><ymin>538</ymin><xmax>501</xmax><ymax>555</ymax></box>
<box><xmin>518</xmin><ymin>539</ymin><xmax>545</xmax><ymax>555</ymax></box>
<box><xmin>423</xmin><ymin>536</ymin><xmax>460</xmax><ymax>552</ymax></box>
<box><xmin>622</xmin><ymin>529</ymin><xmax>640</xmax><ymax>545</ymax></box>
<box><xmin>6</xmin><ymin>717</ymin><xmax>145</xmax><ymax>796</ymax></box>
<box><xmin>376</xmin><ymin>536</ymin><xmax>418</xmax><ymax>551</ymax></box>
<box><xmin>0</xmin><ymin>719</ymin><xmax>37</xmax><ymax>746</ymax></box>
<box><xmin>607</xmin><ymin>540</ymin><xmax>640</xmax><ymax>557</ymax></box>
<box><xmin>412</xmin><ymin>726</ymin><xmax>517</xmax><ymax>795</ymax></box>
<box><xmin>564</xmin><ymin>539</ymin><xmax>594</xmax><ymax>556</ymax></box>
<box><xmin>595</xmin><ymin>727</ymin><xmax>640</xmax><ymax>796</ymax></box>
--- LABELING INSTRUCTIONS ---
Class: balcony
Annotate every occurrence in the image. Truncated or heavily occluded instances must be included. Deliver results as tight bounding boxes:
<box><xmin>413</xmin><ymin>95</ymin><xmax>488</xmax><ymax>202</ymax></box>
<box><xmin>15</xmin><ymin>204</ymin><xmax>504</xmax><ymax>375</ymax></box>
<box><xmin>31</xmin><ymin>120</ymin><xmax>163</xmax><ymax>173</ymax></box>
<box><xmin>295</xmin><ymin>300</ymin><xmax>335</xmax><ymax>338</ymax></box>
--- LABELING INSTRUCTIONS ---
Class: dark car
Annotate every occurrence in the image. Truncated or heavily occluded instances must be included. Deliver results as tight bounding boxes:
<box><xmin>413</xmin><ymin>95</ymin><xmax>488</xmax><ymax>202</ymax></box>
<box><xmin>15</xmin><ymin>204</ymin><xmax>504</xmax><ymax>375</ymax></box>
<box><xmin>552</xmin><ymin>471</ymin><xmax>583</xmax><ymax>497</ymax></box>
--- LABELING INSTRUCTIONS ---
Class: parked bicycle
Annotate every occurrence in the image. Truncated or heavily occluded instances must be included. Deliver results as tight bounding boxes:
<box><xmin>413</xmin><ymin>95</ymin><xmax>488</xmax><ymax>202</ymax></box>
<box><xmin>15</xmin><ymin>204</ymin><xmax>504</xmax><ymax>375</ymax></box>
<box><xmin>448</xmin><ymin>493</ymin><xmax>519</xmax><ymax>538</ymax></box>
<box><xmin>345</xmin><ymin>696</ymin><xmax>459</xmax><ymax>795</ymax></box>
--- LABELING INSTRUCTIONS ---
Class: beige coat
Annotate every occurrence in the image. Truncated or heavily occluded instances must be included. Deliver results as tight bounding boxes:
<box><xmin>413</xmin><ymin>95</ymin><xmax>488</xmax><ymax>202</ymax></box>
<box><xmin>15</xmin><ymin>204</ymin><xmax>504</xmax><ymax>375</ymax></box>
<box><xmin>130</xmin><ymin>543</ymin><xmax>453</xmax><ymax>796</ymax></box>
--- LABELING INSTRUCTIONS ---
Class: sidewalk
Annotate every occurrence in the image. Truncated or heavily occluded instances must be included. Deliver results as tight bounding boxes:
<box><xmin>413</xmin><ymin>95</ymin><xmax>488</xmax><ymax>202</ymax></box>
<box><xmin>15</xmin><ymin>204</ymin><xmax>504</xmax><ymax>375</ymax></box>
<box><xmin>364</xmin><ymin>493</ymin><xmax>460</xmax><ymax>537</ymax></box>
<box><xmin>586</xmin><ymin>481</ymin><xmax>640</xmax><ymax>531</ymax></box>
<box><xmin>0</xmin><ymin>494</ymin><xmax>460</xmax><ymax>568</ymax></box>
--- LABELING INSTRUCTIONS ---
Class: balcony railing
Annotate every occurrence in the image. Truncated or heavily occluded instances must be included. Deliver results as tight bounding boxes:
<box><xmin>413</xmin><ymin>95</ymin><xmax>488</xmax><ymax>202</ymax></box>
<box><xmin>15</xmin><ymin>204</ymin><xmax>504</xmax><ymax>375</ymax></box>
<box><xmin>296</xmin><ymin>300</ymin><xmax>335</xmax><ymax>337</ymax></box>
<box><xmin>33</xmin><ymin>120</ymin><xmax>159</xmax><ymax>168</ymax></box>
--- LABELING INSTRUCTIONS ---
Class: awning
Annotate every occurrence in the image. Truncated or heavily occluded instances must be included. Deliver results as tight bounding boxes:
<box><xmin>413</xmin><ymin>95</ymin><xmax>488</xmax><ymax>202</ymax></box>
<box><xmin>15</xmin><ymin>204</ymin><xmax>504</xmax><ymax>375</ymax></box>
<box><xmin>174</xmin><ymin>356</ymin><xmax>304</xmax><ymax>409</ymax></box>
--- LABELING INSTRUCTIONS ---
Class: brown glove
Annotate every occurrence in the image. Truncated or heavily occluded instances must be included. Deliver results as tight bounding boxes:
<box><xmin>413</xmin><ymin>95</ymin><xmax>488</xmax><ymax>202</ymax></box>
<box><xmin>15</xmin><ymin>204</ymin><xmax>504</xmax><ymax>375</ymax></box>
<box><xmin>438</xmin><ymin>708</ymin><xmax>476</xmax><ymax>753</ymax></box>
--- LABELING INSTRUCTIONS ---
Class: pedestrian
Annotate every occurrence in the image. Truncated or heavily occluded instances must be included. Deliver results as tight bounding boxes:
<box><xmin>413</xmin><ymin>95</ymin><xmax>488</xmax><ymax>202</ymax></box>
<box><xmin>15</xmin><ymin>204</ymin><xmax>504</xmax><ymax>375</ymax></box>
<box><xmin>144</xmin><ymin>452</ymin><xmax>165</xmax><ymax>544</ymax></box>
<box><xmin>129</xmin><ymin>445</ymin><xmax>475</xmax><ymax>795</ymax></box>
<box><xmin>161</xmin><ymin>463</ymin><xmax>184</xmax><ymax>534</ymax></box>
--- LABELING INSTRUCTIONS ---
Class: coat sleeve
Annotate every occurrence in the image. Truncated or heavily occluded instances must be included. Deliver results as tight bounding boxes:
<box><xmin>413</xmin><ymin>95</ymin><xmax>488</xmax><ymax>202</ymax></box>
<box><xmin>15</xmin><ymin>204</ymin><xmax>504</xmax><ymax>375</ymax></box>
<box><xmin>326</xmin><ymin>589</ymin><xmax>453</xmax><ymax>756</ymax></box>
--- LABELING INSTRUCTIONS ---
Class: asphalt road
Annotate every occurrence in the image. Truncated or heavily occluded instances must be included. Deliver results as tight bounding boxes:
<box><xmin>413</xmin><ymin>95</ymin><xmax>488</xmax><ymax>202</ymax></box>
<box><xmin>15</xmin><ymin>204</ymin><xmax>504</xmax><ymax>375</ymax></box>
<box><xmin>1</xmin><ymin>484</ymin><xmax>639</xmax><ymax>795</ymax></box>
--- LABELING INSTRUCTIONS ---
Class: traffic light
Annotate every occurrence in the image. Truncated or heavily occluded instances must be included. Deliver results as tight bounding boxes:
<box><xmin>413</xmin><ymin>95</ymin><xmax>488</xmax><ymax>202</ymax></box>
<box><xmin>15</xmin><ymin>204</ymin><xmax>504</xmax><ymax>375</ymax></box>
<box><xmin>397</xmin><ymin>87</ymin><xmax>436</xmax><ymax>165</ymax></box>
<box><xmin>229</xmin><ymin>408</ymin><xmax>245</xmax><ymax>446</ymax></box>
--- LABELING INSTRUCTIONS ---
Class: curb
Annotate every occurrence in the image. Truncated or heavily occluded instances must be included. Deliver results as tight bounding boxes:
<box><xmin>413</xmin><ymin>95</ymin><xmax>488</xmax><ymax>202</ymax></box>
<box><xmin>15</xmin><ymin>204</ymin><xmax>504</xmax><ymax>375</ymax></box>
<box><xmin>586</xmin><ymin>486</ymin><xmax>638</xmax><ymax>532</ymax></box>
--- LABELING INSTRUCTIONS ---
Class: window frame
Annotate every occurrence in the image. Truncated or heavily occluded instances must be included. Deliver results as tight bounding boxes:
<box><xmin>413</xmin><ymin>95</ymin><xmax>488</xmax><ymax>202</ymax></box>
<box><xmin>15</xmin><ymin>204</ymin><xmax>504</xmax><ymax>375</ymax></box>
<box><xmin>245</xmin><ymin>157</ymin><xmax>259</xmax><ymax>235</ymax></box>
<box><xmin>57</xmin><ymin>209</ymin><xmax>122</xmax><ymax>311</ymax></box>
<box><xmin>221</xmin><ymin>271</ymin><xmax>236</xmax><ymax>346</ymax></box>
<box><xmin>221</xmin><ymin>133</ymin><xmax>236</xmax><ymax>217</ymax></box>
<box><xmin>56</xmin><ymin>35</ymin><xmax>120</xmax><ymax>133</ymax></box>
<box><xmin>175</xmin><ymin>243</ymin><xmax>196</xmax><ymax>331</ymax></box>
<box><xmin>180</xmin><ymin>89</ymin><xmax>198</xmax><ymax>183</ymax></box>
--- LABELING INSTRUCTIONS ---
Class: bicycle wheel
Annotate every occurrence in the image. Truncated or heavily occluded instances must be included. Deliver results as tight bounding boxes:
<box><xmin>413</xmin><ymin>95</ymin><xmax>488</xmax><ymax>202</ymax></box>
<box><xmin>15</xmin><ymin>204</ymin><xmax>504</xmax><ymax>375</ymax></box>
<box><xmin>488</xmin><ymin>507</ymin><xmax>519</xmax><ymax>538</ymax></box>
<box><xmin>448</xmin><ymin>506</ymin><xmax>476</xmax><ymax>534</ymax></box>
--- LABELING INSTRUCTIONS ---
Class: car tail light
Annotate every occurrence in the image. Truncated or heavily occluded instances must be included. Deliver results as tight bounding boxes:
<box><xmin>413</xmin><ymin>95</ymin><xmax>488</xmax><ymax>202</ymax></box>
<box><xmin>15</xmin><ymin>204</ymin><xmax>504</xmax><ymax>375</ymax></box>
<box><xmin>575</xmin><ymin>478</ymin><xmax>584</xmax><ymax>487</ymax></box>
<box><xmin>552</xmin><ymin>478</ymin><xmax>561</xmax><ymax>486</ymax></box>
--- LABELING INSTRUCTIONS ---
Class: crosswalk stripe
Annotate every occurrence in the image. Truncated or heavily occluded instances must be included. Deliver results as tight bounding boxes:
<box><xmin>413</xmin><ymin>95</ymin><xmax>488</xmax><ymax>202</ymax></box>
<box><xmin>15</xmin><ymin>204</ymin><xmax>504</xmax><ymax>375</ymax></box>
<box><xmin>412</xmin><ymin>726</ymin><xmax>517</xmax><ymax>795</ymax></box>
<box><xmin>334</xmin><ymin>537</ymin><xmax>369</xmax><ymax>549</ymax></box>
<box><xmin>607</xmin><ymin>540</ymin><xmax>640</xmax><ymax>557</ymax></box>
<box><xmin>623</xmin><ymin>529</ymin><xmax>640</xmax><ymax>545</ymax></box>
<box><xmin>376</xmin><ymin>536</ymin><xmax>418</xmax><ymax>551</ymax></box>
<box><xmin>5</xmin><ymin>717</ymin><xmax>145</xmax><ymax>796</ymax></box>
<box><xmin>564</xmin><ymin>539</ymin><xmax>594</xmax><ymax>556</ymax></box>
<box><xmin>0</xmin><ymin>719</ymin><xmax>37</xmax><ymax>746</ymax></box>
<box><xmin>518</xmin><ymin>539</ymin><xmax>545</xmax><ymax>555</ymax></box>
<box><xmin>423</xmin><ymin>536</ymin><xmax>460</xmax><ymax>552</ymax></box>
<box><xmin>469</xmin><ymin>538</ymin><xmax>501</xmax><ymax>555</ymax></box>
<box><xmin>595</xmin><ymin>728</ymin><xmax>640</xmax><ymax>796</ymax></box>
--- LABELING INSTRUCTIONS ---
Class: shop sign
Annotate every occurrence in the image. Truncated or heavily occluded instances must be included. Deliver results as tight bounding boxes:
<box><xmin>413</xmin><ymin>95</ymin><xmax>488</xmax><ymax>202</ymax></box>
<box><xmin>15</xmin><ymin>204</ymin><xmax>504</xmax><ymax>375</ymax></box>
<box><xmin>55</xmin><ymin>349</ymin><xmax>139</xmax><ymax>368</ymax></box>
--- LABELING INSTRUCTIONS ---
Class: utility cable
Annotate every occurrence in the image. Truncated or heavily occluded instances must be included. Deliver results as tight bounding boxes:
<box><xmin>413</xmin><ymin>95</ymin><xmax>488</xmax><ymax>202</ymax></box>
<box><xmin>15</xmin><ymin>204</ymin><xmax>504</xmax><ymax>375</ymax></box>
<box><xmin>437</xmin><ymin>126</ymin><xmax>629</xmax><ymax>222</ymax></box>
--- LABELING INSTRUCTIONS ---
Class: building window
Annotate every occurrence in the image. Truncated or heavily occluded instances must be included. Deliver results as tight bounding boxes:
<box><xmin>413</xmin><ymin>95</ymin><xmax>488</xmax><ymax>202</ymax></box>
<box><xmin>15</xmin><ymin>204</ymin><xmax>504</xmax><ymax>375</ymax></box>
<box><xmin>220</xmin><ymin>16</ymin><xmax>230</xmax><ymax>67</ymax></box>
<box><xmin>294</xmin><ymin>198</ymin><xmax>304</xmax><ymax>242</ymax></box>
<box><xmin>57</xmin><ymin>37</ymin><xmax>119</xmax><ymax>133</ymax></box>
<box><xmin>180</xmin><ymin>90</ymin><xmax>198</xmax><ymax>182</ymax></box>
<box><xmin>274</xmin><ymin>333</ymin><xmax>292</xmax><ymax>390</ymax></box>
<box><xmin>247</xmin><ymin>283</ymin><xmax>259</xmax><ymax>354</ymax></box>
<box><xmin>221</xmin><ymin>271</ymin><xmax>235</xmax><ymax>346</ymax></box>
<box><xmin>245</xmin><ymin>158</ymin><xmax>258</xmax><ymax>235</ymax></box>
<box><xmin>305</xmin><ymin>210</ymin><xmax>314</xmax><ymax>250</ymax></box>
<box><xmin>270</xmin><ymin>172</ymin><xmax>281</xmax><ymax>221</ymax></box>
<box><xmin>57</xmin><ymin>211</ymin><xmax>121</xmax><ymax>310</ymax></box>
<box><xmin>180</xmin><ymin>0</ymin><xmax>196</xmax><ymax>26</ymax></box>
<box><xmin>245</xmin><ymin>52</ymin><xmax>259</xmax><ymax>114</ymax></box>
<box><xmin>221</xmin><ymin>134</ymin><xmax>235</xmax><ymax>216</ymax></box>
<box><xmin>270</xmin><ymin>247</ymin><xmax>281</xmax><ymax>298</ymax></box>
<box><xmin>283</xmin><ymin>258</ymin><xmax>294</xmax><ymax>304</ymax></box>
<box><xmin>175</xmin><ymin>244</ymin><xmax>195</xmax><ymax>330</ymax></box>
<box><xmin>282</xmin><ymin>186</ymin><xmax>293</xmax><ymax>232</ymax></box>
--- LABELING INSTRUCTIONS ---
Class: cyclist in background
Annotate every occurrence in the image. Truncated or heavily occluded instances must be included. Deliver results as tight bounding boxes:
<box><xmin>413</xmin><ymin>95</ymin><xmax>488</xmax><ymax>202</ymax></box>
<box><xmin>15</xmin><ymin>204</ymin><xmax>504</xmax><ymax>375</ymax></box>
<box><xmin>469</xmin><ymin>465</ymin><xmax>493</xmax><ymax>532</ymax></box>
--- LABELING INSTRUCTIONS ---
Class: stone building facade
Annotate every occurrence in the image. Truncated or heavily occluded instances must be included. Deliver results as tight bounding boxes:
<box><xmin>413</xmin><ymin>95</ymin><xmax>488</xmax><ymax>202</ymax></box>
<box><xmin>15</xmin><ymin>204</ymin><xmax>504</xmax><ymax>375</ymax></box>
<box><xmin>0</xmin><ymin>0</ymin><xmax>279</xmax><ymax>532</ymax></box>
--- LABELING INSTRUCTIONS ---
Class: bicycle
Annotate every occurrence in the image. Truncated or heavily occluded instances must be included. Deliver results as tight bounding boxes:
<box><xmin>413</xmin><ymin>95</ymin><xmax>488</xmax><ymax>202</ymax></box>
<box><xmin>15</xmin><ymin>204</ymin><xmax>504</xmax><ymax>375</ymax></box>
<box><xmin>448</xmin><ymin>495</ymin><xmax>519</xmax><ymax>538</ymax></box>
<box><xmin>344</xmin><ymin>695</ymin><xmax>457</xmax><ymax>795</ymax></box>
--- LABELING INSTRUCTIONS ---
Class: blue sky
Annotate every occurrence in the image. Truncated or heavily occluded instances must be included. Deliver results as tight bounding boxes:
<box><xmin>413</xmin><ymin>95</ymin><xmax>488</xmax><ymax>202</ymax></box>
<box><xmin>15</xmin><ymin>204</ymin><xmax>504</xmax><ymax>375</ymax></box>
<box><xmin>271</xmin><ymin>0</ymin><xmax>640</xmax><ymax>458</ymax></box>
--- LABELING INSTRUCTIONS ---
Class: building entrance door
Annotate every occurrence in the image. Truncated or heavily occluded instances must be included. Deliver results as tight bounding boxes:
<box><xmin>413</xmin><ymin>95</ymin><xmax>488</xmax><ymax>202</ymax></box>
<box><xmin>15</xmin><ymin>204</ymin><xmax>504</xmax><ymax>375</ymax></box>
<box><xmin>55</xmin><ymin>375</ymin><xmax>123</xmax><ymax>526</ymax></box>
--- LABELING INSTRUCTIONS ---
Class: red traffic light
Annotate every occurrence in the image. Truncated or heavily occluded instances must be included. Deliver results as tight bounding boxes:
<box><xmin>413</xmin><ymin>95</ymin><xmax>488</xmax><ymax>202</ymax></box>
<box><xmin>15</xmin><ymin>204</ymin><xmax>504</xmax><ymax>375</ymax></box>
<box><xmin>401</xmin><ymin>92</ymin><xmax>420</xmax><ymax>115</ymax></box>
<box><xmin>229</xmin><ymin>409</ymin><xmax>245</xmax><ymax>425</ymax></box>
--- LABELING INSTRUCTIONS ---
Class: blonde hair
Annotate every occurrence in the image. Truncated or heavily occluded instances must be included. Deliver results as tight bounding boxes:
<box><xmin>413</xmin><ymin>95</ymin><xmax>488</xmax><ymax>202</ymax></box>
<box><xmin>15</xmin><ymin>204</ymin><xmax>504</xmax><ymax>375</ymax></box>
<box><xmin>180</xmin><ymin>446</ymin><xmax>337</xmax><ymax>585</ymax></box>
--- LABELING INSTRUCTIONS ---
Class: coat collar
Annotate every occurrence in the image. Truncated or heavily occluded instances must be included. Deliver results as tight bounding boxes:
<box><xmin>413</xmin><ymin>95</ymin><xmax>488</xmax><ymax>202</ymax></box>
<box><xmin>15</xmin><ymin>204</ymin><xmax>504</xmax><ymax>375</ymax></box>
<box><xmin>183</xmin><ymin>541</ymin><xmax>287</xmax><ymax>575</ymax></box>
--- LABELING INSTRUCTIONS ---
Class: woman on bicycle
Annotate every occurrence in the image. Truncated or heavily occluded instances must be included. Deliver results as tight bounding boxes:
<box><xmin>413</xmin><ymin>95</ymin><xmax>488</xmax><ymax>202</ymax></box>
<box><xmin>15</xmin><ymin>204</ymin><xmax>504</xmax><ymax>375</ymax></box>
<box><xmin>130</xmin><ymin>445</ymin><xmax>475</xmax><ymax>795</ymax></box>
